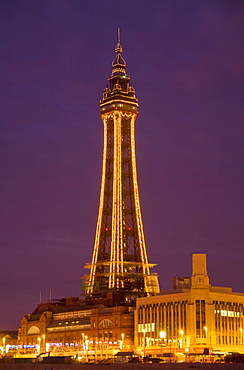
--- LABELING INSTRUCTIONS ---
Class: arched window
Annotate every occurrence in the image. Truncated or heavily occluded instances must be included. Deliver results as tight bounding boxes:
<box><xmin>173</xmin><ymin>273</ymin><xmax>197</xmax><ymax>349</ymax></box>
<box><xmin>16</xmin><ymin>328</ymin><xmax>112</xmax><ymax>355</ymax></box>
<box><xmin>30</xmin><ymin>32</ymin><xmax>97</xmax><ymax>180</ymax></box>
<box><xmin>28</xmin><ymin>326</ymin><xmax>40</xmax><ymax>334</ymax></box>
<box><xmin>99</xmin><ymin>319</ymin><xmax>113</xmax><ymax>327</ymax></box>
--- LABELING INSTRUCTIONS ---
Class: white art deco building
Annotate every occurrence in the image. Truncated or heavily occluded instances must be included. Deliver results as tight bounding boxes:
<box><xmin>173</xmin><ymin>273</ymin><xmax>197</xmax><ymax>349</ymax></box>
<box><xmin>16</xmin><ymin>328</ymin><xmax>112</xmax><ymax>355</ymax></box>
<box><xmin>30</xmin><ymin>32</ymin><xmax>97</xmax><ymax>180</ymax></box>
<box><xmin>135</xmin><ymin>254</ymin><xmax>244</xmax><ymax>357</ymax></box>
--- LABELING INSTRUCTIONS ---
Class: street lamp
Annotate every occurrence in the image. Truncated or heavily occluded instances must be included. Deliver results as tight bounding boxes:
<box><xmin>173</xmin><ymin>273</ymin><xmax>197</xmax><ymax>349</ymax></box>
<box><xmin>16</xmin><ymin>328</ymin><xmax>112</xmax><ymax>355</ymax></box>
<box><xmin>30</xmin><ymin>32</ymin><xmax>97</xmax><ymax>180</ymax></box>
<box><xmin>37</xmin><ymin>337</ymin><xmax>41</xmax><ymax>354</ymax></box>
<box><xmin>142</xmin><ymin>329</ymin><xmax>146</xmax><ymax>357</ymax></box>
<box><xmin>203</xmin><ymin>327</ymin><xmax>208</xmax><ymax>353</ymax></box>
<box><xmin>80</xmin><ymin>333</ymin><xmax>85</xmax><ymax>356</ymax></box>
<box><xmin>203</xmin><ymin>326</ymin><xmax>208</xmax><ymax>339</ymax></box>
<box><xmin>85</xmin><ymin>336</ymin><xmax>89</xmax><ymax>350</ymax></box>
<box><xmin>42</xmin><ymin>334</ymin><xmax>46</xmax><ymax>352</ymax></box>
<box><xmin>2</xmin><ymin>337</ymin><xmax>6</xmax><ymax>355</ymax></box>
<box><xmin>179</xmin><ymin>330</ymin><xmax>184</xmax><ymax>348</ymax></box>
<box><xmin>120</xmin><ymin>333</ymin><xmax>124</xmax><ymax>350</ymax></box>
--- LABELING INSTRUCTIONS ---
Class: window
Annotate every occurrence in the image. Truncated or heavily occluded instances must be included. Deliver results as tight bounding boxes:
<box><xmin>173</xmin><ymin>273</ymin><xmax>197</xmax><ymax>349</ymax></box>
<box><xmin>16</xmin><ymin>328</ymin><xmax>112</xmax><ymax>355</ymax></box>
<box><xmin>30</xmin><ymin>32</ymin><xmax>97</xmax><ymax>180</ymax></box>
<box><xmin>195</xmin><ymin>300</ymin><xmax>206</xmax><ymax>338</ymax></box>
<box><xmin>99</xmin><ymin>319</ymin><xmax>113</xmax><ymax>327</ymax></box>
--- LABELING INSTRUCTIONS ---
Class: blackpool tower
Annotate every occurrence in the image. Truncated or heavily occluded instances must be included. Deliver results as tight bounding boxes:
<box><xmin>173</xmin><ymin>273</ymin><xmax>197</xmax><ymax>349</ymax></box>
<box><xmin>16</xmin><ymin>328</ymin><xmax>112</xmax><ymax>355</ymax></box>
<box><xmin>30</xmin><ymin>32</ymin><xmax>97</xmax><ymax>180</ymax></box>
<box><xmin>85</xmin><ymin>34</ymin><xmax>159</xmax><ymax>297</ymax></box>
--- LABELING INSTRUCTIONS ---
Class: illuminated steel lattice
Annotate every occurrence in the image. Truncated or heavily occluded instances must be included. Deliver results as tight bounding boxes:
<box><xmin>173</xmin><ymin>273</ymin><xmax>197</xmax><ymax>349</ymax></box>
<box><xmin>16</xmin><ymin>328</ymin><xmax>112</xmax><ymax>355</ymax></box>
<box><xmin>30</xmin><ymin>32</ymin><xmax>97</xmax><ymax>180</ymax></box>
<box><xmin>85</xmin><ymin>38</ymin><xmax>159</xmax><ymax>296</ymax></box>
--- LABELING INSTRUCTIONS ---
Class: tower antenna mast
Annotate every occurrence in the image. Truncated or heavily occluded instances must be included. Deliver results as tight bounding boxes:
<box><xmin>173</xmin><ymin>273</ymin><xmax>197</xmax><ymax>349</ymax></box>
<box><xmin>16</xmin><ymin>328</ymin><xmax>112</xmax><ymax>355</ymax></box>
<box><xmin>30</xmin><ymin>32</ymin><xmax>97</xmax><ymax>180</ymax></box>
<box><xmin>118</xmin><ymin>27</ymin><xmax>121</xmax><ymax>44</ymax></box>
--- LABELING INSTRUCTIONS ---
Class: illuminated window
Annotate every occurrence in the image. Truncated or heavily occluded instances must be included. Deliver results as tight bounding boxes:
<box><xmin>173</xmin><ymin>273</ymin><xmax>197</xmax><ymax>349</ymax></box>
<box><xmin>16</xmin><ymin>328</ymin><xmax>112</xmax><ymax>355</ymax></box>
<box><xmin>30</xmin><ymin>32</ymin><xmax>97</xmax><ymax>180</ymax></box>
<box><xmin>99</xmin><ymin>319</ymin><xmax>113</xmax><ymax>327</ymax></box>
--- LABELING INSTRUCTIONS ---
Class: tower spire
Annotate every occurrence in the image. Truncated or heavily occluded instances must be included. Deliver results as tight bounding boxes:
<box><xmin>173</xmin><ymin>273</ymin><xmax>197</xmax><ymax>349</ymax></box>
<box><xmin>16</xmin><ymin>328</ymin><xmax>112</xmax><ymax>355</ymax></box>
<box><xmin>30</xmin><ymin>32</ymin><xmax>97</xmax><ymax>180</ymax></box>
<box><xmin>118</xmin><ymin>27</ymin><xmax>120</xmax><ymax>44</ymax></box>
<box><xmin>115</xmin><ymin>28</ymin><xmax>122</xmax><ymax>54</ymax></box>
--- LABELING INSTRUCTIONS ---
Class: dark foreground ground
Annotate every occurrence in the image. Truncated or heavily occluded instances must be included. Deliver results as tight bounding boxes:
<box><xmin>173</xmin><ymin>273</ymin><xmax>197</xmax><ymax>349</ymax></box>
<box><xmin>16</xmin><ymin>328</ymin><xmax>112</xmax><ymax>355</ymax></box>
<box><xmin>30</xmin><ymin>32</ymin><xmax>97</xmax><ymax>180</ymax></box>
<box><xmin>1</xmin><ymin>363</ymin><xmax>244</xmax><ymax>370</ymax></box>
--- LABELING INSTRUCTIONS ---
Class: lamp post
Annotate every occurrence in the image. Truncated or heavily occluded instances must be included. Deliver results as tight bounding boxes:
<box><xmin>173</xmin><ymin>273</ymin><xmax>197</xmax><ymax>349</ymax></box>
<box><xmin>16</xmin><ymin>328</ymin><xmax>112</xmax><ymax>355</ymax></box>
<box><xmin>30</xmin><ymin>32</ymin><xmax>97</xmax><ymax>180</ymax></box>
<box><xmin>179</xmin><ymin>330</ymin><xmax>184</xmax><ymax>348</ymax></box>
<box><xmin>204</xmin><ymin>326</ymin><xmax>208</xmax><ymax>340</ymax></box>
<box><xmin>203</xmin><ymin>327</ymin><xmax>209</xmax><ymax>359</ymax></box>
<box><xmin>42</xmin><ymin>334</ymin><xmax>46</xmax><ymax>353</ymax></box>
<box><xmin>37</xmin><ymin>337</ymin><xmax>41</xmax><ymax>354</ymax></box>
<box><xmin>142</xmin><ymin>329</ymin><xmax>146</xmax><ymax>357</ymax></box>
<box><xmin>2</xmin><ymin>337</ymin><xmax>6</xmax><ymax>355</ymax></box>
<box><xmin>80</xmin><ymin>333</ymin><xmax>85</xmax><ymax>357</ymax></box>
<box><xmin>84</xmin><ymin>335</ymin><xmax>88</xmax><ymax>358</ymax></box>
<box><xmin>240</xmin><ymin>328</ymin><xmax>243</xmax><ymax>350</ymax></box>
<box><xmin>120</xmin><ymin>333</ymin><xmax>124</xmax><ymax>350</ymax></box>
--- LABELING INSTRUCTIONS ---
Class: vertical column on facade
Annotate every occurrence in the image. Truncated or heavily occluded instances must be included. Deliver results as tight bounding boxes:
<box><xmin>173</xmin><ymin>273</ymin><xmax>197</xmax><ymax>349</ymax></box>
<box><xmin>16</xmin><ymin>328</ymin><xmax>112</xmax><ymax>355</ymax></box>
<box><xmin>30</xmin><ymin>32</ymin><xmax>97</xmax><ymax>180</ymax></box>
<box><xmin>176</xmin><ymin>303</ymin><xmax>179</xmax><ymax>341</ymax></box>
<box><xmin>153</xmin><ymin>305</ymin><xmax>156</xmax><ymax>343</ymax></box>
<box><xmin>187</xmin><ymin>300</ymin><xmax>195</xmax><ymax>348</ymax></box>
<box><xmin>231</xmin><ymin>303</ymin><xmax>234</xmax><ymax>346</ymax></box>
<box><xmin>156</xmin><ymin>303</ymin><xmax>159</xmax><ymax>343</ymax></box>
<box><xmin>165</xmin><ymin>304</ymin><xmax>168</xmax><ymax>340</ymax></box>
<box><xmin>215</xmin><ymin>302</ymin><xmax>217</xmax><ymax>346</ymax></box>
<box><xmin>178</xmin><ymin>303</ymin><xmax>182</xmax><ymax>343</ymax></box>
<box><xmin>229</xmin><ymin>302</ymin><xmax>232</xmax><ymax>346</ymax></box>
<box><xmin>183</xmin><ymin>302</ymin><xmax>187</xmax><ymax>345</ymax></box>
<box><xmin>222</xmin><ymin>302</ymin><xmax>224</xmax><ymax>345</ymax></box>
<box><xmin>239</xmin><ymin>303</ymin><xmax>242</xmax><ymax>348</ymax></box>
<box><xmin>173</xmin><ymin>303</ymin><xmax>175</xmax><ymax>340</ymax></box>
<box><xmin>170</xmin><ymin>304</ymin><xmax>173</xmax><ymax>340</ymax></box>
<box><xmin>236</xmin><ymin>303</ymin><xmax>238</xmax><ymax>347</ymax></box>
<box><xmin>173</xmin><ymin>303</ymin><xmax>177</xmax><ymax>340</ymax></box>
<box><xmin>227</xmin><ymin>302</ymin><xmax>229</xmax><ymax>346</ymax></box>
<box><xmin>182</xmin><ymin>301</ymin><xmax>186</xmax><ymax>336</ymax></box>
<box><xmin>234</xmin><ymin>303</ymin><xmax>237</xmax><ymax>346</ymax></box>
<box><xmin>214</xmin><ymin>302</ymin><xmax>218</xmax><ymax>346</ymax></box>
<box><xmin>220</xmin><ymin>302</ymin><xmax>223</xmax><ymax>345</ymax></box>
<box><xmin>172</xmin><ymin>304</ymin><xmax>174</xmax><ymax>340</ymax></box>
<box><xmin>233</xmin><ymin>303</ymin><xmax>236</xmax><ymax>347</ymax></box>
<box><xmin>160</xmin><ymin>304</ymin><xmax>163</xmax><ymax>333</ymax></box>
<box><xmin>138</xmin><ymin>307</ymin><xmax>141</xmax><ymax>347</ymax></box>
<box><xmin>149</xmin><ymin>305</ymin><xmax>152</xmax><ymax>347</ymax></box>
<box><xmin>223</xmin><ymin>302</ymin><xmax>228</xmax><ymax>344</ymax></box>
<box><xmin>180</xmin><ymin>302</ymin><xmax>182</xmax><ymax>344</ymax></box>
<box><xmin>134</xmin><ymin>306</ymin><xmax>138</xmax><ymax>348</ymax></box>
<box><xmin>208</xmin><ymin>301</ymin><xmax>213</xmax><ymax>349</ymax></box>
<box><xmin>237</xmin><ymin>303</ymin><xmax>239</xmax><ymax>347</ymax></box>
<box><xmin>241</xmin><ymin>304</ymin><xmax>244</xmax><ymax>348</ymax></box>
<box><xmin>143</xmin><ymin>305</ymin><xmax>146</xmax><ymax>347</ymax></box>
<box><xmin>180</xmin><ymin>302</ymin><xmax>182</xmax><ymax>339</ymax></box>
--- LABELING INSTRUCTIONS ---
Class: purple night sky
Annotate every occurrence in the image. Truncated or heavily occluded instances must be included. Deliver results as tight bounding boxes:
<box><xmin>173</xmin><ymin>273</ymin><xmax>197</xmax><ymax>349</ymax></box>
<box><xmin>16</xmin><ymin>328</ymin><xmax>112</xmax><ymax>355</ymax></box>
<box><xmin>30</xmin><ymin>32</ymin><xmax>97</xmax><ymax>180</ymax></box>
<box><xmin>1</xmin><ymin>1</ymin><xmax>244</xmax><ymax>330</ymax></box>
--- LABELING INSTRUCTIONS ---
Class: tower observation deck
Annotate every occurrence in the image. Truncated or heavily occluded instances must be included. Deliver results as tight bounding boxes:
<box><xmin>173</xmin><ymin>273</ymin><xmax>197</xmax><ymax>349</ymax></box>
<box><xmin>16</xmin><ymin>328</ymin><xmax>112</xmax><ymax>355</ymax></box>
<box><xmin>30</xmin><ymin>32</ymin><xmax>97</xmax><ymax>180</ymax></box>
<box><xmin>85</xmin><ymin>36</ymin><xmax>160</xmax><ymax>297</ymax></box>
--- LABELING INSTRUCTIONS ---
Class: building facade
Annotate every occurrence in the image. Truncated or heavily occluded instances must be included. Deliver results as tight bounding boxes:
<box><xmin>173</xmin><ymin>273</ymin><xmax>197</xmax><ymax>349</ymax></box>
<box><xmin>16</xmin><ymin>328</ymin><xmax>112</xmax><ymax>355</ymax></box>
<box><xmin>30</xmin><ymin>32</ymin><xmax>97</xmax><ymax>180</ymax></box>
<box><xmin>17</xmin><ymin>254</ymin><xmax>244</xmax><ymax>361</ymax></box>
<box><xmin>0</xmin><ymin>331</ymin><xmax>18</xmax><ymax>358</ymax></box>
<box><xmin>135</xmin><ymin>254</ymin><xmax>244</xmax><ymax>358</ymax></box>
<box><xmin>17</xmin><ymin>295</ymin><xmax>134</xmax><ymax>359</ymax></box>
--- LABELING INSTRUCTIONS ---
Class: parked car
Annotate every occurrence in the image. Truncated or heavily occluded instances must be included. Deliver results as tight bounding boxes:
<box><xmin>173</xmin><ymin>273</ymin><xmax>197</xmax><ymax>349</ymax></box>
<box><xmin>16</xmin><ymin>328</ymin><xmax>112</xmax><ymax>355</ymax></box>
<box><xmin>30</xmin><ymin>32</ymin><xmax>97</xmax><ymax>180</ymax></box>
<box><xmin>225</xmin><ymin>353</ymin><xmax>244</xmax><ymax>363</ymax></box>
